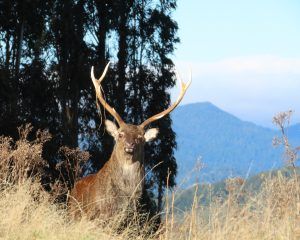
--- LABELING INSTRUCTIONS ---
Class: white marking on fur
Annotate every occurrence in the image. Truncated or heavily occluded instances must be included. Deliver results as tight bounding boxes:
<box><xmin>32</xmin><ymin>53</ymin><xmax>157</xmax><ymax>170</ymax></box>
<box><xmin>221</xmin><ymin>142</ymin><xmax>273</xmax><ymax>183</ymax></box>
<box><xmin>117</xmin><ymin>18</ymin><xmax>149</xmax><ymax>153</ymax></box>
<box><xmin>105</xmin><ymin>120</ymin><xmax>118</xmax><ymax>139</ymax></box>
<box><xmin>144</xmin><ymin>128</ymin><xmax>159</xmax><ymax>142</ymax></box>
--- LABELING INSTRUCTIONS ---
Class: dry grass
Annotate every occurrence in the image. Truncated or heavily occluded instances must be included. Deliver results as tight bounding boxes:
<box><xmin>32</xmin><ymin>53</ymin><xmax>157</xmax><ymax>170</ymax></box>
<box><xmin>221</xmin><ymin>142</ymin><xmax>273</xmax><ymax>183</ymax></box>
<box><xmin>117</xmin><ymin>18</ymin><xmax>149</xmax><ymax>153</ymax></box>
<box><xmin>0</xmin><ymin>171</ymin><xmax>299</xmax><ymax>240</ymax></box>
<box><xmin>0</xmin><ymin>122</ymin><xmax>299</xmax><ymax>239</ymax></box>
<box><xmin>0</xmin><ymin>181</ymin><xmax>156</xmax><ymax>240</ymax></box>
<box><xmin>165</xmin><ymin>172</ymin><xmax>300</xmax><ymax>240</ymax></box>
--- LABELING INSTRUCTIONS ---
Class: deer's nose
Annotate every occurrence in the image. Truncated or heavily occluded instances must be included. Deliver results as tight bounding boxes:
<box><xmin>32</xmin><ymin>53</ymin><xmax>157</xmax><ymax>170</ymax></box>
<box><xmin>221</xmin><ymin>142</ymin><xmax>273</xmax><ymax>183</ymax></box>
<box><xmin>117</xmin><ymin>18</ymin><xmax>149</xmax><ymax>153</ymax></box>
<box><xmin>125</xmin><ymin>142</ymin><xmax>135</xmax><ymax>153</ymax></box>
<box><xmin>126</xmin><ymin>142</ymin><xmax>135</xmax><ymax>148</ymax></box>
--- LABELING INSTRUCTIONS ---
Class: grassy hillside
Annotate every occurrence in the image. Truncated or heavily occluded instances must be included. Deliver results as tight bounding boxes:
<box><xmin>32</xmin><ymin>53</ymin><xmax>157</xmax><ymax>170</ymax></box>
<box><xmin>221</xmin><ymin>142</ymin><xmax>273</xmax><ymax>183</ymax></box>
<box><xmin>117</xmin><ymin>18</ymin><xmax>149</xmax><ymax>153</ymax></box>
<box><xmin>172</xmin><ymin>166</ymin><xmax>300</xmax><ymax>212</ymax></box>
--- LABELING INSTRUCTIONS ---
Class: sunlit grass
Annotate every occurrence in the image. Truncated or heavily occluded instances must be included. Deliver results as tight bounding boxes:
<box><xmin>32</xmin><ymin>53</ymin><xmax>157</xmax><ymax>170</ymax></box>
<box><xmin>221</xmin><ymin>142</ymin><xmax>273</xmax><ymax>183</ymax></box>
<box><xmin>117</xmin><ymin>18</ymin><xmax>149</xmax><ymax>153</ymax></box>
<box><xmin>0</xmin><ymin>171</ymin><xmax>299</xmax><ymax>240</ymax></box>
<box><xmin>0</xmin><ymin>120</ymin><xmax>299</xmax><ymax>239</ymax></box>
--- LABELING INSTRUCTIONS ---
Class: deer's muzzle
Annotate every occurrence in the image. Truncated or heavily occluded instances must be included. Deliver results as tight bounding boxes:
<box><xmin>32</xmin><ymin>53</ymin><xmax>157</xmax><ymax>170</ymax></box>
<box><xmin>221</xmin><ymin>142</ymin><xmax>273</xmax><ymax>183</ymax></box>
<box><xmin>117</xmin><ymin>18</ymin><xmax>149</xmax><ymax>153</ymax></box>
<box><xmin>124</xmin><ymin>142</ymin><xmax>135</xmax><ymax>154</ymax></box>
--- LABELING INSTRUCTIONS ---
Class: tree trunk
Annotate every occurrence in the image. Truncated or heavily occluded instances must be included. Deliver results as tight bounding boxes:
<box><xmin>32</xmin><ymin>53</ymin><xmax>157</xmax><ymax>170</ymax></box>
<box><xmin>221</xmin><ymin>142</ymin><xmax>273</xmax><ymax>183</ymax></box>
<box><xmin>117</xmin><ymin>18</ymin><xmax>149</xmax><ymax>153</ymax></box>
<box><xmin>95</xmin><ymin>1</ymin><xmax>108</xmax><ymax>68</ymax></box>
<box><xmin>157</xmin><ymin>178</ymin><xmax>163</xmax><ymax>213</ymax></box>
<box><xmin>15</xmin><ymin>20</ymin><xmax>24</xmax><ymax>76</ymax></box>
<box><xmin>5</xmin><ymin>31</ymin><xmax>10</xmax><ymax>70</ymax></box>
<box><xmin>116</xmin><ymin>1</ymin><xmax>133</xmax><ymax>118</ymax></box>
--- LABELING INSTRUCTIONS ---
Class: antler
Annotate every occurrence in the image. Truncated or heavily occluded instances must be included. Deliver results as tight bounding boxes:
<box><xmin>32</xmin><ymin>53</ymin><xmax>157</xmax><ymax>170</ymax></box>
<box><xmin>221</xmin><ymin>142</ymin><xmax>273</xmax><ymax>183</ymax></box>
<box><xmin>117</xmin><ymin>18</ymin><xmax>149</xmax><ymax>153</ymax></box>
<box><xmin>140</xmin><ymin>69</ymin><xmax>192</xmax><ymax>129</ymax></box>
<box><xmin>91</xmin><ymin>62</ymin><xmax>124</xmax><ymax>126</ymax></box>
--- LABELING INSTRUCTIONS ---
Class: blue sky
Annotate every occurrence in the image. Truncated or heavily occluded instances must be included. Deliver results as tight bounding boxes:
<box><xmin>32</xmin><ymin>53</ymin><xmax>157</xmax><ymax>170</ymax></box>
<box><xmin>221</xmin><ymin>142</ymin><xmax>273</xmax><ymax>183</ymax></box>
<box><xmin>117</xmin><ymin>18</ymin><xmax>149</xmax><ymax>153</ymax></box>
<box><xmin>172</xmin><ymin>0</ymin><xmax>300</xmax><ymax>127</ymax></box>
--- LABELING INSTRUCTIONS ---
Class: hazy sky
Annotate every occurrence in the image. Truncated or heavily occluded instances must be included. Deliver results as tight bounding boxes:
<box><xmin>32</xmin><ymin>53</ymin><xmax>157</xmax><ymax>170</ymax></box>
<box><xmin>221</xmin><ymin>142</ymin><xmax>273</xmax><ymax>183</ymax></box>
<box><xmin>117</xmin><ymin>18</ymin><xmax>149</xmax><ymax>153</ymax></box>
<box><xmin>172</xmin><ymin>0</ymin><xmax>300</xmax><ymax>128</ymax></box>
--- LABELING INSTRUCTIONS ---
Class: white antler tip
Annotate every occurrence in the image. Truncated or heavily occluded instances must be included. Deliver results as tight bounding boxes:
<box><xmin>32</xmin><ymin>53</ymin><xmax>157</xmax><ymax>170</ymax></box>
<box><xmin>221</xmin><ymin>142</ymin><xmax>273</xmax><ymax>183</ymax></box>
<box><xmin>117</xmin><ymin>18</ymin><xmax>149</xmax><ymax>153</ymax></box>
<box><xmin>91</xmin><ymin>66</ymin><xmax>96</xmax><ymax>81</ymax></box>
<box><xmin>187</xmin><ymin>79</ymin><xmax>192</xmax><ymax>88</ymax></box>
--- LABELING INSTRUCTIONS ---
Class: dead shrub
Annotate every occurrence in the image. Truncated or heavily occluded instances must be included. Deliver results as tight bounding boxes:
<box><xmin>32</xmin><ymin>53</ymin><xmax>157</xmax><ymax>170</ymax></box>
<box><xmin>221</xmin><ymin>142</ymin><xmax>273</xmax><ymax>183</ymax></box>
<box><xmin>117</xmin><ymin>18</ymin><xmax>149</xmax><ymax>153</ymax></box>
<box><xmin>52</xmin><ymin>146</ymin><xmax>89</xmax><ymax>201</ymax></box>
<box><xmin>0</xmin><ymin>124</ymin><xmax>51</xmax><ymax>186</ymax></box>
<box><xmin>0</xmin><ymin>124</ymin><xmax>90</xmax><ymax>204</ymax></box>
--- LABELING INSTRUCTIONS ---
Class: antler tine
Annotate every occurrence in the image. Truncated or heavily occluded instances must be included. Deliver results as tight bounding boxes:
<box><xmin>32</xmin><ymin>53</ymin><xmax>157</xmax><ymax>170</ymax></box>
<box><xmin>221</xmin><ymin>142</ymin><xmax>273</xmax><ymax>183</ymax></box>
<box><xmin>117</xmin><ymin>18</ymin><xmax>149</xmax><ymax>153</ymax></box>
<box><xmin>98</xmin><ymin>61</ymin><xmax>110</xmax><ymax>82</ymax></box>
<box><xmin>140</xmin><ymin>68</ymin><xmax>191</xmax><ymax>129</ymax></box>
<box><xmin>91</xmin><ymin>62</ymin><xmax>124</xmax><ymax>126</ymax></box>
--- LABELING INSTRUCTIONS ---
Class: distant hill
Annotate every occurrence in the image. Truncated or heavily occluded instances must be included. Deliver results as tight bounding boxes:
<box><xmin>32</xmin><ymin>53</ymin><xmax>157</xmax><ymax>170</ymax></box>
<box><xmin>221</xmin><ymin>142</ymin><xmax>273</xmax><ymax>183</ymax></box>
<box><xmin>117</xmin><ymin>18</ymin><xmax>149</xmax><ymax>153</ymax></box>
<box><xmin>172</xmin><ymin>102</ymin><xmax>300</xmax><ymax>186</ymax></box>
<box><xmin>287</xmin><ymin>123</ymin><xmax>300</xmax><ymax>144</ymax></box>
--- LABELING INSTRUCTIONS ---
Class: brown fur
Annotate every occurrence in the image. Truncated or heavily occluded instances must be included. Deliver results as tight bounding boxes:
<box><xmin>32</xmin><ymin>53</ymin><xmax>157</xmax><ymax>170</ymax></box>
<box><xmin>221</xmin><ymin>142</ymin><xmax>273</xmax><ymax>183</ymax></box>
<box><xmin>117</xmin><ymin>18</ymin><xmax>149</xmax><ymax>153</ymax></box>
<box><xmin>68</xmin><ymin>122</ymin><xmax>157</xmax><ymax>219</ymax></box>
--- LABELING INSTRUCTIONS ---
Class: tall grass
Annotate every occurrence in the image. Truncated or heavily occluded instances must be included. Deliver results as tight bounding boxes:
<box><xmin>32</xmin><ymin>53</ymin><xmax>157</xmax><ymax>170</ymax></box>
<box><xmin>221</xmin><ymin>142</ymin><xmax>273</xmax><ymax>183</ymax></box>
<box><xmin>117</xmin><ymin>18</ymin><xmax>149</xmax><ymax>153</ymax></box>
<box><xmin>0</xmin><ymin>181</ymin><xmax>155</xmax><ymax>240</ymax></box>
<box><xmin>164</xmin><ymin>172</ymin><xmax>300</xmax><ymax>240</ymax></box>
<box><xmin>0</xmin><ymin>169</ymin><xmax>299</xmax><ymax>239</ymax></box>
<box><xmin>0</xmin><ymin>122</ymin><xmax>299</xmax><ymax>239</ymax></box>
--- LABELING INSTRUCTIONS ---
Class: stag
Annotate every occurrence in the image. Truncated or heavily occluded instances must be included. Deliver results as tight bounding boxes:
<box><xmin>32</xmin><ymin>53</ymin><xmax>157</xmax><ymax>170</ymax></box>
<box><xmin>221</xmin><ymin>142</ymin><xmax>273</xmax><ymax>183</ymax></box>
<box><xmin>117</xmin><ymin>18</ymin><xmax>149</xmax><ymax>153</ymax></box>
<box><xmin>68</xmin><ymin>62</ymin><xmax>191</xmax><ymax>219</ymax></box>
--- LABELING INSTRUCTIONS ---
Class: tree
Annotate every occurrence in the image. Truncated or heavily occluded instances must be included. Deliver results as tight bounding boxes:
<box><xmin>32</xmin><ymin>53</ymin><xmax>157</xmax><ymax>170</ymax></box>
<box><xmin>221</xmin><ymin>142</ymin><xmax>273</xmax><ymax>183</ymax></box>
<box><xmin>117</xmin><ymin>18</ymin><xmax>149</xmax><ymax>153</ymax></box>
<box><xmin>0</xmin><ymin>0</ymin><xmax>180</xmax><ymax>213</ymax></box>
<box><xmin>0</xmin><ymin>0</ymin><xmax>55</xmax><ymax>137</ymax></box>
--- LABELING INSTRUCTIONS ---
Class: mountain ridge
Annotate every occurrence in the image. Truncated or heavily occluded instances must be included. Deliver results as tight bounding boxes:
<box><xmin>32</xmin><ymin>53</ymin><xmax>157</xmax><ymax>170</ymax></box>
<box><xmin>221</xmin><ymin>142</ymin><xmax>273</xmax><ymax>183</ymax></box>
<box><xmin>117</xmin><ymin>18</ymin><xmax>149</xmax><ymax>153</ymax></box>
<box><xmin>172</xmin><ymin>102</ymin><xmax>300</xmax><ymax>186</ymax></box>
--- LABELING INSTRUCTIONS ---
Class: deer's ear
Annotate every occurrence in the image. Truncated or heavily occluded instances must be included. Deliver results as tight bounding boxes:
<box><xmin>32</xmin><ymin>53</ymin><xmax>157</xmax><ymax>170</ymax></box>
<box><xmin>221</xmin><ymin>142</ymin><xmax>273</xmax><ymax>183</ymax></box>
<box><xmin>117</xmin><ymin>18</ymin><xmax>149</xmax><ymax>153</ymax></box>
<box><xmin>144</xmin><ymin>128</ymin><xmax>159</xmax><ymax>142</ymax></box>
<box><xmin>105</xmin><ymin>120</ymin><xmax>118</xmax><ymax>139</ymax></box>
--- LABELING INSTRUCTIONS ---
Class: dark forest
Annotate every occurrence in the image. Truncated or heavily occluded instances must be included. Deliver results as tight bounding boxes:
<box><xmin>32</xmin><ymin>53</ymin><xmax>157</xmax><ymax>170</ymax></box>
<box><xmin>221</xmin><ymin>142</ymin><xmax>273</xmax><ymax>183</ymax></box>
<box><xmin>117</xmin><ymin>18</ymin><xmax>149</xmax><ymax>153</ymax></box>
<box><xmin>0</xmin><ymin>0</ymin><xmax>179</xmax><ymax>214</ymax></box>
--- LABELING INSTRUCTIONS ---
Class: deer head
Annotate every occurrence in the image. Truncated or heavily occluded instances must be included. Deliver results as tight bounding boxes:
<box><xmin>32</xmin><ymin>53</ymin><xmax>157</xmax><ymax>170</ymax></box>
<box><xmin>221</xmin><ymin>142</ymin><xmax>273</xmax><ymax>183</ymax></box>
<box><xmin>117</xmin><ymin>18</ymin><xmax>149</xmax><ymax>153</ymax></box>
<box><xmin>104</xmin><ymin>121</ymin><xmax>158</xmax><ymax>163</ymax></box>
<box><xmin>91</xmin><ymin>62</ymin><xmax>191</xmax><ymax>163</ymax></box>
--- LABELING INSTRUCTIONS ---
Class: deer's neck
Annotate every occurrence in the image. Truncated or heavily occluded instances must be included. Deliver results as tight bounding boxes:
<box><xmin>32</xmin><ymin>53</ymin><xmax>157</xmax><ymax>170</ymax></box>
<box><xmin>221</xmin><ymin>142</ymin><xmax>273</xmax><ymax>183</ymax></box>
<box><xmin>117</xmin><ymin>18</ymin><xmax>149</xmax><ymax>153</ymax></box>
<box><xmin>112</xmin><ymin>149</ymin><xmax>145</xmax><ymax>175</ymax></box>
<box><xmin>109</xmin><ymin>149</ymin><xmax>145</xmax><ymax>196</ymax></box>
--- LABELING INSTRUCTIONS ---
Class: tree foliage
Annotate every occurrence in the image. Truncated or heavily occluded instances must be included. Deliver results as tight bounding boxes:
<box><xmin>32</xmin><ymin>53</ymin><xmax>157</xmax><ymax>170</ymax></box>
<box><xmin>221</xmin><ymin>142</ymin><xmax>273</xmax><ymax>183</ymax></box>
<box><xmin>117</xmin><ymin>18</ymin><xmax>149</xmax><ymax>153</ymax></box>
<box><xmin>0</xmin><ymin>0</ymin><xmax>179</xmax><ymax>213</ymax></box>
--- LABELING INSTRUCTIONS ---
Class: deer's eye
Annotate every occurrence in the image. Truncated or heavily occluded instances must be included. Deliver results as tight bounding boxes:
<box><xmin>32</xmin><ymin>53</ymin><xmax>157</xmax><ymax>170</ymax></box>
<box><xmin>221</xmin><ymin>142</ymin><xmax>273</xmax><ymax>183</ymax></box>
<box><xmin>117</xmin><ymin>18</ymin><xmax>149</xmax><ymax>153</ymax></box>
<box><xmin>136</xmin><ymin>135</ymin><xmax>143</xmax><ymax>142</ymax></box>
<box><xmin>118</xmin><ymin>132</ymin><xmax>124</xmax><ymax>138</ymax></box>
